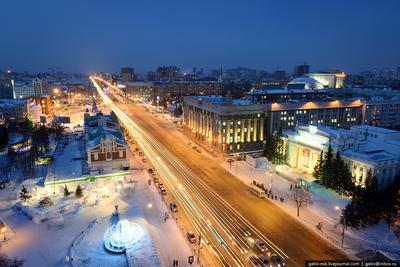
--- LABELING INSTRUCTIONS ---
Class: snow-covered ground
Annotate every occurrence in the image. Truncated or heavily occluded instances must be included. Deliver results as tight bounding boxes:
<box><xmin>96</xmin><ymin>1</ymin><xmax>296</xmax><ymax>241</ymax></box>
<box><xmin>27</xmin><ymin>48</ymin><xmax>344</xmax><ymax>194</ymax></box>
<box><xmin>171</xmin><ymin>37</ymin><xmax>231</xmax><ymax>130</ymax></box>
<box><xmin>0</xmin><ymin>151</ymin><xmax>194</xmax><ymax>267</ymax></box>
<box><xmin>221</xmin><ymin>160</ymin><xmax>400</xmax><ymax>260</ymax></box>
<box><xmin>49</xmin><ymin>131</ymin><xmax>84</xmax><ymax>180</ymax></box>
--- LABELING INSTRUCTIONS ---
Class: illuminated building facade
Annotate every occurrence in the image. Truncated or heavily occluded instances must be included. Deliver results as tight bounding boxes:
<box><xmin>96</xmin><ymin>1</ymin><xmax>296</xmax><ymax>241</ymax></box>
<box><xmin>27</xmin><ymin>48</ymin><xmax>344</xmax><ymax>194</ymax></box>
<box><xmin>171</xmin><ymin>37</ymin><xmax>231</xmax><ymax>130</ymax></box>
<box><xmin>245</xmin><ymin>89</ymin><xmax>328</xmax><ymax>103</ymax></box>
<box><xmin>30</xmin><ymin>95</ymin><xmax>52</xmax><ymax>115</ymax></box>
<box><xmin>265</xmin><ymin>99</ymin><xmax>363</xmax><ymax>136</ymax></box>
<box><xmin>183</xmin><ymin>94</ymin><xmax>265</xmax><ymax>153</ymax></box>
<box><xmin>285</xmin><ymin>125</ymin><xmax>400</xmax><ymax>188</ymax></box>
<box><xmin>85</xmin><ymin>114</ymin><xmax>130</xmax><ymax>173</ymax></box>
<box><xmin>305</xmin><ymin>72</ymin><xmax>346</xmax><ymax>88</ymax></box>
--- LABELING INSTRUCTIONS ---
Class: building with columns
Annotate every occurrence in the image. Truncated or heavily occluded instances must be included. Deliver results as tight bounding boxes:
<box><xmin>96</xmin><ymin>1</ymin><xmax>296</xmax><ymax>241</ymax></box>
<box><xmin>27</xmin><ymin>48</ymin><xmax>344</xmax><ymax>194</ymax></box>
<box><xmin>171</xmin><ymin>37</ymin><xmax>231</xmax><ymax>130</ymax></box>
<box><xmin>284</xmin><ymin>124</ymin><xmax>400</xmax><ymax>188</ymax></box>
<box><xmin>183</xmin><ymin>94</ymin><xmax>265</xmax><ymax>153</ymax></box>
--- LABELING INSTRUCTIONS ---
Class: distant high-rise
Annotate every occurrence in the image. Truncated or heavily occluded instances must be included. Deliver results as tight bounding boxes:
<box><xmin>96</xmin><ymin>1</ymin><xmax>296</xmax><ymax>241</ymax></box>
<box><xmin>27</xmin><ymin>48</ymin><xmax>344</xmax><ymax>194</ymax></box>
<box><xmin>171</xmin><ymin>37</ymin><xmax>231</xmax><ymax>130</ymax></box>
<box><xmin>156</xmin><ymin>66</ymin><xmax>180</xmax><ymax>81</ymax></box>
<box><xmin>294</xmin><ymin>63</ymin><xmax>310</xmax><ymax>78</ymax></box>
<box><xmin>121</xmin><ymin>67</ymin><xmax>135</xmax><ymax>83</ymax></box>
<box><xmin>0</xmin><ymin>79</ymin><xmax>14</xmax><ymax>99</ymax></box>
<box><xmin>147</xmin><ymin>71</ymin><xmax>156</xmax><ymax>81</ymax></box>
<box><xmin>273</xmin><ymin>70</ymin><xmax>286</xmax><ymax>81</ymax></box>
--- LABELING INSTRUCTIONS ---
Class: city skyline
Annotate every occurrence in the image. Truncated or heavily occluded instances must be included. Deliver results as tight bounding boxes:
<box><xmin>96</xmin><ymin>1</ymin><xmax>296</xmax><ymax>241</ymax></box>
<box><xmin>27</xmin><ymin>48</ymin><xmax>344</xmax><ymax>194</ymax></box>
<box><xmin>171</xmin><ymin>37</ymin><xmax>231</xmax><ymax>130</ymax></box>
<box><xmin>1</xmin><ymin>0</ymin><xmax>400</xmax><ymax>74</ymax></box>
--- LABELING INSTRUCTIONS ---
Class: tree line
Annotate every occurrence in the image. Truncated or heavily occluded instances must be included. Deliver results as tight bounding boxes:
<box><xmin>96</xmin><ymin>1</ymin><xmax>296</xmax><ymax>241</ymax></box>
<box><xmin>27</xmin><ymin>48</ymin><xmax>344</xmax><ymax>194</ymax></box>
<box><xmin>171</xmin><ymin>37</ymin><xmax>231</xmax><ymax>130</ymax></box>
<box><xmin>312</xmin><ymin>144</ymin><xmax>400</xmax><ymax>230</ymax></box>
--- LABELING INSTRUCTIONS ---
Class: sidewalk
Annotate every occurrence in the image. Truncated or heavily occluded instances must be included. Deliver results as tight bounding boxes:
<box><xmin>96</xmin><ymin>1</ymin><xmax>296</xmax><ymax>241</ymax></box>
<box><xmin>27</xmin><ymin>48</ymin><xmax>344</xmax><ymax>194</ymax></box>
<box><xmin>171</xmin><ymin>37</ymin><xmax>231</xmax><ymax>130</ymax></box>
<box><xmin>220</xmin><ymin>160</ymin><xmax>393</xmax><ymax>260</ymax></box>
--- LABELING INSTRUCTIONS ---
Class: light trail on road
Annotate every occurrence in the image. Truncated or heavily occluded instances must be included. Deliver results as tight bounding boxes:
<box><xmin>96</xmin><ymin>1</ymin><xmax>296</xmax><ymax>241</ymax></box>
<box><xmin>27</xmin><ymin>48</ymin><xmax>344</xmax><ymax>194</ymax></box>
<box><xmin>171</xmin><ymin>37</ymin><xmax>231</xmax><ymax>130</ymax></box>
<box><xmin>91</xmin><ymin>76</ymin><xmax>289</xmax><ymax>266</ymax></box>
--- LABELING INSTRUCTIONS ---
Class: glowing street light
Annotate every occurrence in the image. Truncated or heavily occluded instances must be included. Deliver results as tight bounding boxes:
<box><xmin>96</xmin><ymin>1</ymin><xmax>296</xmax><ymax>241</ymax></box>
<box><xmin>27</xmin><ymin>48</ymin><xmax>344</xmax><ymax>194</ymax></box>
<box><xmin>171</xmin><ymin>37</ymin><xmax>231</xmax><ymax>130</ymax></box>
<box><xmin>147</xmin><ymin>203</ymin><xmax>153</xmax><ymax>208</ymax></box>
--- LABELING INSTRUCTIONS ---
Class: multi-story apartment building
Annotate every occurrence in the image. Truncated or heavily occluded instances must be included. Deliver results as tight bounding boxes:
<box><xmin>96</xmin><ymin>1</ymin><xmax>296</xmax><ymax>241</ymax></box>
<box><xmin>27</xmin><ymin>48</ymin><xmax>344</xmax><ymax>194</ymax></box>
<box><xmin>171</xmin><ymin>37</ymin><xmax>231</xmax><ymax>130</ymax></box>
<box><xmin>362</xmin><ymin>99</ymin><xmax>400</xmax><ymax>130</ymax></box>
<box><xmin>29</xmin><ymin>95</ymin><xmax>52</xmax><ymax>115</ymax></box>
<box><xmin>265</xmin><ymin>99</ymin><xmax>363</xmax><ymax>135</ymax></box>
<box><xmin>125</xmin><ymin>81</ymin><xmax>223</xmax><ymax>101</ymax></box>
<box><xmin>32</xmin><ymin>78</ymin><xmax>48</xmax><ymax>95</ymax></box>
<box><xmin>0</xmin><ymin>79</ymin><xmax>14</xmax><ymax>99</ymax></box>
<box><xmin>121</xmin><ymin>67</ymin><xmax>135</xmax><ymax>84</ymax></box>
<box><xmin>245</xmin><ymin>89</ymin><xmax>328</xmax><ymax>104</ymax></box>
<box><xmin>13</xmin><ymin>81</ymin><xmax>34</xmax><ymax>99</ymax></box>
<box><xmin>183</xmin><ymin>94</ymin><xmax>265</xmax><ymax>153</ymax></box>
<box><xmin>0</xmin><ymin>99</ymin><xmax>29</xmax><ymax>122</ymax></box>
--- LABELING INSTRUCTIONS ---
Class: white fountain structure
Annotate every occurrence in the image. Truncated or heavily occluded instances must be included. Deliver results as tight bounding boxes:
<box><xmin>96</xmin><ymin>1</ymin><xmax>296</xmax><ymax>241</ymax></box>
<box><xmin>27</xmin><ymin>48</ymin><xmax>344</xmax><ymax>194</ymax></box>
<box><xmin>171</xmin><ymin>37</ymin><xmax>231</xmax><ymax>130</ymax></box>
<box><xmin>104</xmin><ymin>220</ymin><xmax>144</xmax><ymax>253</ymax></box>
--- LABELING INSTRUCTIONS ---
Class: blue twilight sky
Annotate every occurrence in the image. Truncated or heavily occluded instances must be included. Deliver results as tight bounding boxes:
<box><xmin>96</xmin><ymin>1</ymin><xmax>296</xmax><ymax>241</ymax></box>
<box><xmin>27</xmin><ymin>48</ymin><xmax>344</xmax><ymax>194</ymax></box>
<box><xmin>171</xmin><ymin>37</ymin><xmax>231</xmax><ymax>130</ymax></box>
<box><xmin>0</xmin><ymin>0</ymin><xmax>399</xmax><ymax>74</ymax></box>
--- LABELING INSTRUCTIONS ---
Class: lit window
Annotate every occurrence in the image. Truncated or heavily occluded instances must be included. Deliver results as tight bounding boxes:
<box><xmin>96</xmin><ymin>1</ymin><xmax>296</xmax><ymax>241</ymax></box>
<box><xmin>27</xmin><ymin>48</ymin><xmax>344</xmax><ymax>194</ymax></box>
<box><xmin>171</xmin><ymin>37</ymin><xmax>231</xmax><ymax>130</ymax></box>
<box><xmin>223</xmin><ymin>121</ymin><xmax>226</xmax><ymax>126</ymax></box>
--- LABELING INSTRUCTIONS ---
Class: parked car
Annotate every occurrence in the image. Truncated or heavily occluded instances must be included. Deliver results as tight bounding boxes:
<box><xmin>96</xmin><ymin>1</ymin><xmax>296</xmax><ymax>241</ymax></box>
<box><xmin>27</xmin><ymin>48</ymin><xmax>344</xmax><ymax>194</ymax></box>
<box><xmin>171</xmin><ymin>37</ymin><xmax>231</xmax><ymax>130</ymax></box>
<box><xmin>254</xmin><ymin>239</ymin><xmax>267</xmax><ymax>252</ymax></box>
<box><xmin>187</xmin><ymin>231</ymin><xmax>196</xmax><ymax>243</ymax></box>
<box><xmin>249</xmin><ymin>256</ymin><xmax>262</xmax><ymax>267</ymax></box>
<box><xmin>192</xmin><ymin>145</ymin><xmax>197</xmax><ymax>150</ymax></box>
<box><xmin>270</xmin><ymin>254</ymin><xmax>285</xmax><ymax>267</ymax></box>
<box><xmin>161</xmin><ymin>188</ymin><xmax>167</xmax><ymax>195</ymax></box>
<box><xmin>170</xmin><ymin>202</ymin><xmax>178</xmax><ymax>212</ymax></box>
<box><xmin>138</xmin><ymin>151</ymin><xmax>143</xmax><ymax>156</ymax></box>
<box><xmin>258</xmin><ymin>255</ymin><xmax>270</xmax><ymax>267</ymax></box>
<box><xmin>148</xmin><ymin>168</ymin><xmax>153</xmax><ymax>174</ymax></box>
<box><xmin>196</xmin><ymin>148</ymin><xmax>202</xmax><ymax>153</ymax></box>
<box><xmin>142</xmin><ymin>158</ymin><xmax>147</xmax><ymax>163</ymax></box>
<box><xmin>153</xmin><ymin>178</ymin><xmax>159</xmax><ymax>184</ymax></box>
<box><xmin>158</xmin><ymin>183</ymin><xmax>164</xmax><ymax>189</ymax></box>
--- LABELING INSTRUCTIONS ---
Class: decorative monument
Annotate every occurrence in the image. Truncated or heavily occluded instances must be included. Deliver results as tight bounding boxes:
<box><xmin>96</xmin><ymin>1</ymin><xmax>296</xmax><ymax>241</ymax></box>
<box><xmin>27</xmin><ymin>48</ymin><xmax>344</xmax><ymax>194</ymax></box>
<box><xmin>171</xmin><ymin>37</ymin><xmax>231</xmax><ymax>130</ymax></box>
<box><xmin>103</xmin><ymin>220</ymin><xmax>144</xmax><ymax>253</ymax></box>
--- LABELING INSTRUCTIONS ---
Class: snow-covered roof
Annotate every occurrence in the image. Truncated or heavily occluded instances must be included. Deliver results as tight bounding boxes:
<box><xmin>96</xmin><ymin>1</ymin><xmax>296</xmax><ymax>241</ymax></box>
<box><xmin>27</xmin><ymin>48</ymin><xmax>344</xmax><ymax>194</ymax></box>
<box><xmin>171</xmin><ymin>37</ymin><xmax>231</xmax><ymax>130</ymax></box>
<box><xmin>287</xmin><ymin>77</ymin><xmax>324</xmax><ymax>90</ymax></box>
<box><xmin>246</xmin><ymin>89</ymin><xmax>328</xmax><ymax>95</ymax></box>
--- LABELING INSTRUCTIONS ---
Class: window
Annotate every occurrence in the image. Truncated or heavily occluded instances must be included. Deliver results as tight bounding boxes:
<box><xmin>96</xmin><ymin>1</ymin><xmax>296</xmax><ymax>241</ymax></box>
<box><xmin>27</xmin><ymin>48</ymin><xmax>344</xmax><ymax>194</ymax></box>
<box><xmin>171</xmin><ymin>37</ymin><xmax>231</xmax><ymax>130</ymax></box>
<box><xmin>237</xmin><ymin>144</ymin><xmax>240</xmax><ymax>150</ymax></box>
<box><xmin>222</xmin><ymin>121</ymin><xmax>226</xmax><ymax>126</ymax></box>
<box><xmin>94</xmin><ymin>153</ymin><xmax>98</xmax><ymax>160</ymax></box>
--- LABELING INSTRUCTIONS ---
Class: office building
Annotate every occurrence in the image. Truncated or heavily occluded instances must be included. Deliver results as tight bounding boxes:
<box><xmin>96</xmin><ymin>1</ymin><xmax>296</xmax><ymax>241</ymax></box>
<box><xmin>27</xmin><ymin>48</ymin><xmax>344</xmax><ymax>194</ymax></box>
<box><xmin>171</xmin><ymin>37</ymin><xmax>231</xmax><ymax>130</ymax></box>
<box><xmin>183</xmin><ymin>94</ymin><xmax>265</xmax><ymax>153</ymax></box>
<box><xmin>121</xmin><ymin>67</ymin><xmax>135</xmax><ymax>83</ymax></box>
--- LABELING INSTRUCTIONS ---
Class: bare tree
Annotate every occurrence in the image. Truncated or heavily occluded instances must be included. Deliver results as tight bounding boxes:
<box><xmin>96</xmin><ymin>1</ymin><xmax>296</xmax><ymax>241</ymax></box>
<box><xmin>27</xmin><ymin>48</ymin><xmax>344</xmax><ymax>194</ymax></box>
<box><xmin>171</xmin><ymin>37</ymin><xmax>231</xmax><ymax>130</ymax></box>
<box><xmin>292</xmin><ymin>183</ymin><xmax>310</xmax><ymax>217</ymax></box>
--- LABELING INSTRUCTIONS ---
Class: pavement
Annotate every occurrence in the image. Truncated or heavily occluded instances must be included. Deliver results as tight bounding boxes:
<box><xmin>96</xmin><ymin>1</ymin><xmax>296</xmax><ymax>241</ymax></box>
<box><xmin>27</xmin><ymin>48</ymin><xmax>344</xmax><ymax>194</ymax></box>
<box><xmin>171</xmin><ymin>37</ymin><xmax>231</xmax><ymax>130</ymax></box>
<box><xmin>92</xmin><ymin>77</ymin><xmax>349</xmax><ymax>267</ymax></box>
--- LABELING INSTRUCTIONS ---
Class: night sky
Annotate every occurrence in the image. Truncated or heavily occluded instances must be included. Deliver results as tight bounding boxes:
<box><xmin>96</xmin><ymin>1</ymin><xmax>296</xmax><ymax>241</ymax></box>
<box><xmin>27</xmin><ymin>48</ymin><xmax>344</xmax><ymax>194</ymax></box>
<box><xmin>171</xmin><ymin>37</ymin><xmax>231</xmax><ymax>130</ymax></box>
<box><xmin>1</xmin><ymin>0</ymin><xmax>399</xmax><ymax>74</ymax></box>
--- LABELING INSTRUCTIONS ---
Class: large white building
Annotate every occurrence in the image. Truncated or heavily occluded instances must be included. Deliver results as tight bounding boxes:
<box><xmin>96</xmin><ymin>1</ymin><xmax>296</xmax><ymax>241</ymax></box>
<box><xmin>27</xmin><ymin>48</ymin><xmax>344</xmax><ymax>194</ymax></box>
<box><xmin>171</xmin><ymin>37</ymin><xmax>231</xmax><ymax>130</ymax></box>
<box><xmin>284</xmin><ymin>124</ymin><xmax>400</xmax><ymax>188</ymax></box>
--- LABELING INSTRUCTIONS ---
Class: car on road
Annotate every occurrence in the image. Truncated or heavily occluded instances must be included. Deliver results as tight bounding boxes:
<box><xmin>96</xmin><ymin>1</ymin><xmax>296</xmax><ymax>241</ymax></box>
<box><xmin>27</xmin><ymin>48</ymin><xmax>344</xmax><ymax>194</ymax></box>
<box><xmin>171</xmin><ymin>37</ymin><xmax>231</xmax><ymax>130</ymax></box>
<box><xmin>170</xmin><ymin>202</ymin><xmax>178</xmax><ymax>212</ymax></box>
<box><xmin>254</xmin><ymin>239</ymin><xmax>267</xmax><ymax>252</ymax></box>
<box><xmin>192</xmin><ymin>145</ymin><xmax>197</xmax><ymax>150</ymax></box>
<box><xmin>187</xmin><ymin>231</ymin><xmax>196</xmax><ymax>243</ymax></box>
<box><xmin>258</xmin><ymin>254</ymin><xmax>270</xmax><ymax>267</ymax></box>
<box><xmin>195</xmin><ymin>148</ymin><xmax>202</xmax><ymax>153</ymax></box>
<box><xmin>239</xmin><ymin>224</ymin><xmax>251</xmax><ymax>236</ymax></box>
<box><xmin>270</xmin><ymin>254</ymin><xmax>285</xmax><ymax>267</ymax></box>
<box><xmin>249</xmin><ymin>256</ymin><xmax>262</xmax><ymax>267</ymax></box>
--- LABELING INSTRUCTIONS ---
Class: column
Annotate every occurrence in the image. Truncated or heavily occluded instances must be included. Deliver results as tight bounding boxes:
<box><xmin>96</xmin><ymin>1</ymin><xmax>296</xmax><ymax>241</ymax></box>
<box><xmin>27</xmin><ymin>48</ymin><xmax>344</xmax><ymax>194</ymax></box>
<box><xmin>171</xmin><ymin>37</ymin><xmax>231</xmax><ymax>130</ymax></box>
<box><xmin>247</xmin><ymin>119</ymin><xmax>251</xmax><ymax>142</ymax></box>
<box><xmin>241</xmin><ymin>119</ymin><xmax>245</xmax><ymax>143</ymax></box>
<box><xmin>226</xmin><ymin>121</ymin><xmax>230</xmax><ymax>144</ymax></box>
<box><xmin>253</xmin><ymin>119</ymin><xmax>257</xmax><ymax>141</ymax></box>
<box><xmin>259</xmin><ymin>118</ymin><xmax>264</xmax><ymax>141</ymax></box>
<box><xmin>233</xmin><ymin>120</ymin><xmax>238</xmax><ymax>143</ymax></box>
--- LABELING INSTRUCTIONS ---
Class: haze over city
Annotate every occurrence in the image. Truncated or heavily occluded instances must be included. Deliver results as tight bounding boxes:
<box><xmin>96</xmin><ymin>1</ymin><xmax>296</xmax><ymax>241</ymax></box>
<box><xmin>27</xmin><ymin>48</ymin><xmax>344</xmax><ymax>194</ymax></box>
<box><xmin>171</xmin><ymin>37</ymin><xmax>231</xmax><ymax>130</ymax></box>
<box><xmin>1</xmin><ymin>0</ymin><xmax>400</xmax><ymax>73</ymax></box>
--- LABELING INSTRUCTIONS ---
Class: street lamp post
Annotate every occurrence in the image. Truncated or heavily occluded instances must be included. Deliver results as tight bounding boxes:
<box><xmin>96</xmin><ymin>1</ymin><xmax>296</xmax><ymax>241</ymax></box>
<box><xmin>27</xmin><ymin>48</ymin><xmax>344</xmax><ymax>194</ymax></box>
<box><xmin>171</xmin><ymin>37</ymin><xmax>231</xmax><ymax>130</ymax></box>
<box><xmin>266</xmin><ymin>166</ymin><xmax>274</xmax><ymax>194</ymax></box>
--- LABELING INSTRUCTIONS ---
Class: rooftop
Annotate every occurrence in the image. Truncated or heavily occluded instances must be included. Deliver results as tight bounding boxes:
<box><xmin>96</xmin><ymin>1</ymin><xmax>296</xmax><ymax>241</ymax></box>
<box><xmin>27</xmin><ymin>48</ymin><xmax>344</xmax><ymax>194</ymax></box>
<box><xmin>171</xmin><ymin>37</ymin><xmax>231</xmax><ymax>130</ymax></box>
<box><xmin>246</xmin><ymin>89</ymin><xmax>328</xmax><ymax>95</ymax></box>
